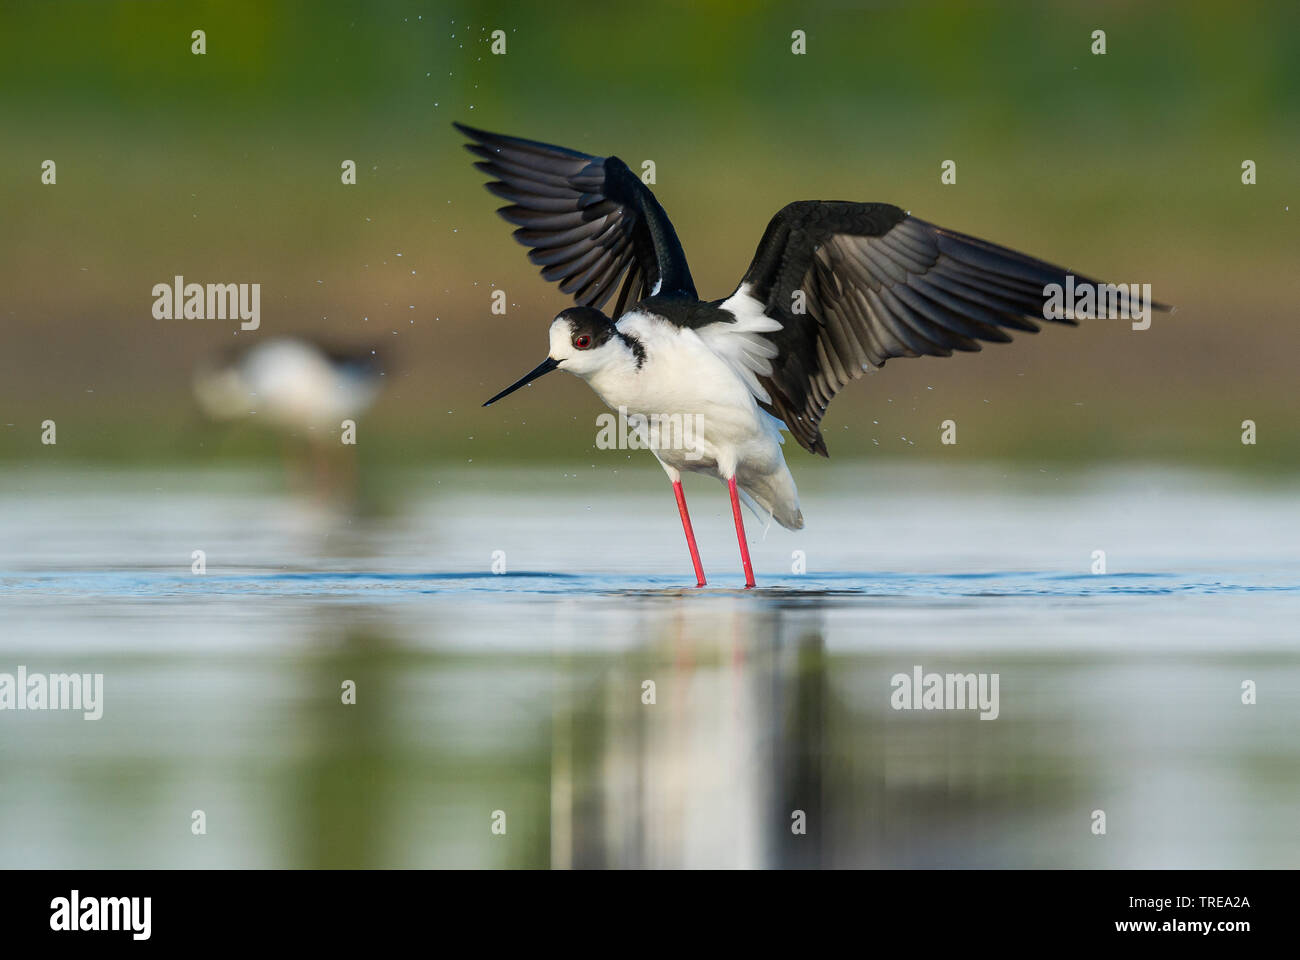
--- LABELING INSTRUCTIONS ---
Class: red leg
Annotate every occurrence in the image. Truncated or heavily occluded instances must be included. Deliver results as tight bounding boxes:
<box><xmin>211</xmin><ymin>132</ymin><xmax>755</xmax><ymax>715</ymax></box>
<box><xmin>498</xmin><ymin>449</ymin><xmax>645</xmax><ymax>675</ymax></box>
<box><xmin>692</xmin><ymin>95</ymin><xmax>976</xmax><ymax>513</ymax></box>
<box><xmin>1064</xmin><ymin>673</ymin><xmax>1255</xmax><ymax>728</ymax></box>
<box><xmin>727</xmin><ymin>477</ymin><xmax>756</xmax><ymax>589</ymax></box>
<box><xmin>672</xmin><ymin>480</ymin><xmax>707</xmax><ymax>587</ymax></box>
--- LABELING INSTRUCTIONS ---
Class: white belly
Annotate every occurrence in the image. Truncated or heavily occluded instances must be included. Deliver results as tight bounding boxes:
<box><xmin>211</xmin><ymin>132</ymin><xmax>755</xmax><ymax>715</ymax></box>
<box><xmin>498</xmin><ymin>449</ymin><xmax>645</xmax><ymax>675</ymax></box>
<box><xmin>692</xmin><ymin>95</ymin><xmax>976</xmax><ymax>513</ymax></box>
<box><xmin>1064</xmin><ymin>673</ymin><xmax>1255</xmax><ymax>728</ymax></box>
<box><xmin>587</xmin><ymin>317</ymin><xmax>787</xmax><ymax>483</ymax></box>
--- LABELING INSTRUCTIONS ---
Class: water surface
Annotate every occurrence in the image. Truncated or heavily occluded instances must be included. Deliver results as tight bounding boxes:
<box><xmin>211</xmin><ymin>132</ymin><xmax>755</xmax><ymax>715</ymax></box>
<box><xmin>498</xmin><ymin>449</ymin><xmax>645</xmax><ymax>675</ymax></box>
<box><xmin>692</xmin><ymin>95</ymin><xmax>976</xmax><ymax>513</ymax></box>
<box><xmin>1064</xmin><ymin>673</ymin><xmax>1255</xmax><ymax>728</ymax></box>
<box><xmin>2</xmin><ymin>464</ymin><xmax>1297</xmax><ymax>867</ymax></box>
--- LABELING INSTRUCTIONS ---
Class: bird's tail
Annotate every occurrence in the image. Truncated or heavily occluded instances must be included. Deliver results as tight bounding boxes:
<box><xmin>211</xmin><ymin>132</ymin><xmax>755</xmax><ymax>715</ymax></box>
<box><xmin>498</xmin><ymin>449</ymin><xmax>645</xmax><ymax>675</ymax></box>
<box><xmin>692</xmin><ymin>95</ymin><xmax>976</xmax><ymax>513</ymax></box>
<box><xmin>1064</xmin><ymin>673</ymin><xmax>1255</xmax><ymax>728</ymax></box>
<box><xmin>737</xmin><ymin>463</ymin><xmax>804</xmax><ymax>532</ymax></box>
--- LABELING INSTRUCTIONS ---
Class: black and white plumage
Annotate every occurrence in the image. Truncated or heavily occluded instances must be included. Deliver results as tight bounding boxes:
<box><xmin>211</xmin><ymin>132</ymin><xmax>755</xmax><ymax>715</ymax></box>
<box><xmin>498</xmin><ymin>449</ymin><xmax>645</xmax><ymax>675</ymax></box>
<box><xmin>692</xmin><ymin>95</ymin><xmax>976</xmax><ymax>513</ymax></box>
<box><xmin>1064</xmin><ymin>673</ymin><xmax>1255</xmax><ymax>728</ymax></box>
<box><xmin>722</xmin><ymin>203</ymin><xmax>1134</xmax><ymax>455</ymax></box>
<box><xmin>460</xmin><ymin>123</ymin><xmax>1168</xmax><ymax>587</ymax></box>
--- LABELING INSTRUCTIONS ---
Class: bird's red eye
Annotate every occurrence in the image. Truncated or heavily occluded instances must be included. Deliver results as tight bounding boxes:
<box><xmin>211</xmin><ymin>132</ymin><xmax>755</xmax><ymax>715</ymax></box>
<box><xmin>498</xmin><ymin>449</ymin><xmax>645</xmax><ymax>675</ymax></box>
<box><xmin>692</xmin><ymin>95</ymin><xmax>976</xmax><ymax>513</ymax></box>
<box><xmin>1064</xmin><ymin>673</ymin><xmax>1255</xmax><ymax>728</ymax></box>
<box><xmin>574</xmin><ymin>335</ymin><xmax>591</xmax><ymax>349</ymax></box>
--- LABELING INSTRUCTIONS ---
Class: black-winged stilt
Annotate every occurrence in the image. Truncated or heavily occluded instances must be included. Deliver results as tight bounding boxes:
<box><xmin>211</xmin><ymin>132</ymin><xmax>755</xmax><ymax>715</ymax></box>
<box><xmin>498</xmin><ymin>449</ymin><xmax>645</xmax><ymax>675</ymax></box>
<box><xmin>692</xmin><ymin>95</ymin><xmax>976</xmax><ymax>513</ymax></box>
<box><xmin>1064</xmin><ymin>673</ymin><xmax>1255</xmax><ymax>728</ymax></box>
<box><xmin>194</xmin><ymin>337</ymin><xmax>383</xmax><ymax>428</ymax></box>
<box><xmin>460</xmin><ymin>123</ymin><xmax>1168</xmax><ymax>588</ymax></box>
<box><xmin>194</xmin><ymin>337</ymin><xmax>383</xmax><ymax>496</ymax></box>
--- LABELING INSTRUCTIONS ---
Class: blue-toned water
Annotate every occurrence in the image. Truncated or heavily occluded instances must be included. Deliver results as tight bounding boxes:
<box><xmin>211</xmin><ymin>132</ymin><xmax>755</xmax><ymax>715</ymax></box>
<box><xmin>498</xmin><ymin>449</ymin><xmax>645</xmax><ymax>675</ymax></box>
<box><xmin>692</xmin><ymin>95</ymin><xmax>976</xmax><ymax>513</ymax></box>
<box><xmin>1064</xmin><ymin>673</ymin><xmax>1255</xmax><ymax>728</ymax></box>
<box><xmin>1</xmin><ymin>464</ymin><xmax>1298</xmax><ymax>867</ymax></box>
<box><xmin>9</xmin><ymin>568</ymin><xmax>1300</xmax><ymax>600</ymax></box>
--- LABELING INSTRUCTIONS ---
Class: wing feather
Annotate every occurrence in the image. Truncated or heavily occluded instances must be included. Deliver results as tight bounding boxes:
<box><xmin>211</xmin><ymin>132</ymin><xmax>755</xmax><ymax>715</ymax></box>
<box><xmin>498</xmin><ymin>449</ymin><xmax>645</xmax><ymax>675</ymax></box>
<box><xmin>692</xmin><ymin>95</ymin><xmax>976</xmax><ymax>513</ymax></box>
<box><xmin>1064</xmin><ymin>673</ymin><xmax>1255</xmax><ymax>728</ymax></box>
<box><xmin>723</xmin><ymin>201</ymin><xmax>1169</xmax><ymax>456</ymax></box>
<box><xmin>456</xmin><ymin>123</ymin><xmax>696</xmax><ymax>311</ymax></box>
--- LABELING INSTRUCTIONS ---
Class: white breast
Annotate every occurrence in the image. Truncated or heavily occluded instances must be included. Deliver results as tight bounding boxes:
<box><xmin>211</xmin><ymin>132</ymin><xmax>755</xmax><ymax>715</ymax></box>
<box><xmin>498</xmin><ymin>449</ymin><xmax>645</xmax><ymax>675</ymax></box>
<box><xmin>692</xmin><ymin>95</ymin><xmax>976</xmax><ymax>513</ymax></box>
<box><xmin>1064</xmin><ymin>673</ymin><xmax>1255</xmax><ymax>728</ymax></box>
<box><xmin>584</xmin><ymin>312</ymin><xmax>786</xmax><ymax>479</ymax></box>
<box><xmin>595</xmin><ymin>313</ymin><xmax>754</xmax><ymax>417</ymax></box>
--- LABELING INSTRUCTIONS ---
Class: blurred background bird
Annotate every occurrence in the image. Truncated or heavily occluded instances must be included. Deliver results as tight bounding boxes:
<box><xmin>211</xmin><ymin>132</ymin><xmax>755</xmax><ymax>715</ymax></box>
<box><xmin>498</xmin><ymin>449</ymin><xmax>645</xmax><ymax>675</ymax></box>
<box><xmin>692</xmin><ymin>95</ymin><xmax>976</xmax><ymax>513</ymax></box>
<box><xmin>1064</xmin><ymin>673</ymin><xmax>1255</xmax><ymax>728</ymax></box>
<box><xmin>193</xmin><ymin>336</ymin><xmax>384</xmax><ymax>502</ymax></box>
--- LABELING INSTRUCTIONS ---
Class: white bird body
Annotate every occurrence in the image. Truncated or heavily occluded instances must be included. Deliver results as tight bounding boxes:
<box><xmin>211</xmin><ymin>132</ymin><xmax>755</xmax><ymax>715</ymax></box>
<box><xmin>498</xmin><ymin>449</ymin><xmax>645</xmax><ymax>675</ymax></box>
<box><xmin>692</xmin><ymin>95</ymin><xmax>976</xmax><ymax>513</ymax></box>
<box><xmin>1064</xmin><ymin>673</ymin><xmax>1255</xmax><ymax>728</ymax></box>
<box><xmin>551</xmin><ymin>310</ymin><xmax>804</xmax><ymax>531</ymax></box>
<box><xmin>194</xmin><ymin>338</ymin><xmax>381</xmax><ymax>430</ymax></box>
<box><xmin>194</xmin><ymin>337</ymin><xmax>385</xmax><ymax>503</ymax></box>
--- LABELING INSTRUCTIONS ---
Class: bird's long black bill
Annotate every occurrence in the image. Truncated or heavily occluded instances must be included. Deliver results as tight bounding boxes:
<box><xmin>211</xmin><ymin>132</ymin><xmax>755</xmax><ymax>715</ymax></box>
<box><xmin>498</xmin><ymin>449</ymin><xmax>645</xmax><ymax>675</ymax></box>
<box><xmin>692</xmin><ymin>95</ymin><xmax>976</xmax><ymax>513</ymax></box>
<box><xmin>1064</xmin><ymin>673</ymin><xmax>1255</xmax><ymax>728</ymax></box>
<box><xmin>482</xmin><ymin>357</ymin><xmax>559</xmax><ymax>407</ymax></box>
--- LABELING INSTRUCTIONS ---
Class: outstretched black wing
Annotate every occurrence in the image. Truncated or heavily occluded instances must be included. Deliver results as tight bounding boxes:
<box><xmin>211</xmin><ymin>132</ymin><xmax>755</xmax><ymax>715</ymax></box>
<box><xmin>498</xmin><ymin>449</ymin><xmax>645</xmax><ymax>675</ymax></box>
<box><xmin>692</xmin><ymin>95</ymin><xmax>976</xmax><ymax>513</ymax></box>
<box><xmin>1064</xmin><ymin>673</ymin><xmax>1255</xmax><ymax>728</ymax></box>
<box><xmin>455</xmin><ymin>123</ymin><xmax>696</xmax><ymax>315</ymax></box>
<box><xmin>728</xmin><ymin>201</ymin><xmax>1164</xmax><ymax>456</ymax></box>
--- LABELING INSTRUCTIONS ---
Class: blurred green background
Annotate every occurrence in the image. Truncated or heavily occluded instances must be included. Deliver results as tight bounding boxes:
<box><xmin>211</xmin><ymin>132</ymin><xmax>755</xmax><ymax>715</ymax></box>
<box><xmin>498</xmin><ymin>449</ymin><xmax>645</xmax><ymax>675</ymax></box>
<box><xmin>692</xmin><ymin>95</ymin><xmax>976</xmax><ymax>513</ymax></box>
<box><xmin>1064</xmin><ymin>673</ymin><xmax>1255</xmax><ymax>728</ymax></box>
<box><xmin>1</xmin><ymin>0</ymin><xmax>1296</xmax><ymax>468</ymax></box>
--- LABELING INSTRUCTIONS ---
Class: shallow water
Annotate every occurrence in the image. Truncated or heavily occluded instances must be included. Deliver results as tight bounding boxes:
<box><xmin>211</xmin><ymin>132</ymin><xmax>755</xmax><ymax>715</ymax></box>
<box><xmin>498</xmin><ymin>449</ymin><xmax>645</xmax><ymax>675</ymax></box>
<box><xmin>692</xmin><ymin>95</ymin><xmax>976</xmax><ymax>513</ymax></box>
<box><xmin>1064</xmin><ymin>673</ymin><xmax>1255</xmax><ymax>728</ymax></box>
<box><xmin>1</xmin><ymin>463</ymin><xmax>1298</xmax><ymax>867</ymax></box>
